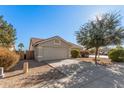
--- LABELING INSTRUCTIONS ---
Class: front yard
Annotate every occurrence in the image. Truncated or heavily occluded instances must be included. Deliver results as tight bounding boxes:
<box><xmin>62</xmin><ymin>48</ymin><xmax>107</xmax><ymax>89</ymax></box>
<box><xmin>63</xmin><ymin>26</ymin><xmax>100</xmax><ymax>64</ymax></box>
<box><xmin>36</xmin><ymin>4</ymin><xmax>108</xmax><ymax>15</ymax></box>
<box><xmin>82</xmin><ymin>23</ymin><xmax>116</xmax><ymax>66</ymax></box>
<box><xmin>0</xmin><ymin>60</ymin><xmax>55</xmax><ymax>87</ymax></box>
<box><xmin>1</xmin><ymin>57</ymin><xmax>124</xmax><ymax>88</ymax></box>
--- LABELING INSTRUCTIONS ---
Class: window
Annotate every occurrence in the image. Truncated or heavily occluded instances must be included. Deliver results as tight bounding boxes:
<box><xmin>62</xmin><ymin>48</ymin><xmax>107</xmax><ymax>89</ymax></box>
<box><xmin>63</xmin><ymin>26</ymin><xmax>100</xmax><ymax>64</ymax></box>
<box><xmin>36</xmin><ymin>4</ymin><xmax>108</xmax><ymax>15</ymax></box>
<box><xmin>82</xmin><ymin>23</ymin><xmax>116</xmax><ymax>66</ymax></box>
<box><xmin>54</xmin><ymin>39</ymin><xmax>61</xmax><ymax>45</ymax></box>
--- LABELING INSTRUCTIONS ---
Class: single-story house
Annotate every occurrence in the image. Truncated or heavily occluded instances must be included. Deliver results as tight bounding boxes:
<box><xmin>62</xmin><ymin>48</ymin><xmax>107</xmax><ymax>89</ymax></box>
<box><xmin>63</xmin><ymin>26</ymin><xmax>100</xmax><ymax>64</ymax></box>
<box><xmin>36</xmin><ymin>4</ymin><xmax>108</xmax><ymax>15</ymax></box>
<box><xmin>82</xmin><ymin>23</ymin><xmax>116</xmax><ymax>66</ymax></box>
<box><xmin>29</xmin><ymin>36</ymin><xmax>83</xmax><ymax>62</ymax></box>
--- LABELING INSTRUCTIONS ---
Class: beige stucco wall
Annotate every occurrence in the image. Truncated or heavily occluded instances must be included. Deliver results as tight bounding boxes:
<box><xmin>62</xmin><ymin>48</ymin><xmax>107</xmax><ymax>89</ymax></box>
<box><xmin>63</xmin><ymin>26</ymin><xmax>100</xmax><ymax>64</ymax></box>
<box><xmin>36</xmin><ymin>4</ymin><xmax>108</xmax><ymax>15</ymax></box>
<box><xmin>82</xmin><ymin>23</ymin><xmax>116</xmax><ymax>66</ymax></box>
<box><xmin>34</xmin><ymin>46</ymin><xmax>43</xmax><ymax>62</ymax></box>
<box><xmin>42</xmin><ymin>47</ymin><xmax>69</xmax><ymax>61</ymax></box>
<box><xmin>39</xmin><ymin>39</ymin><xmax>71</xmax><ymax>48</ymax></box>
<box><xmin>34</xmin><ymin>38</ymin><xmax>82</xmax><ymax>62</ymax></box>
<box><xmin>34</xmin><ymin>39</ymin><xmax>71</xmax><ymax>62</ymax></box>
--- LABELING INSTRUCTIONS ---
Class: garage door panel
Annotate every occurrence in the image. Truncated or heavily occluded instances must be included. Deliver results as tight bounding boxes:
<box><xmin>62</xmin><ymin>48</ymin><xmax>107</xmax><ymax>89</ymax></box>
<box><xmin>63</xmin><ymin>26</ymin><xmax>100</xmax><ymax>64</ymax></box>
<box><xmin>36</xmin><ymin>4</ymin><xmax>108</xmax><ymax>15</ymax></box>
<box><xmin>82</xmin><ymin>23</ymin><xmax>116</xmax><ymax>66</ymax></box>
<box><xmin>42</xmin><ymin>47</ymin><xmax>68</xmax><ymax>60</ymax></box>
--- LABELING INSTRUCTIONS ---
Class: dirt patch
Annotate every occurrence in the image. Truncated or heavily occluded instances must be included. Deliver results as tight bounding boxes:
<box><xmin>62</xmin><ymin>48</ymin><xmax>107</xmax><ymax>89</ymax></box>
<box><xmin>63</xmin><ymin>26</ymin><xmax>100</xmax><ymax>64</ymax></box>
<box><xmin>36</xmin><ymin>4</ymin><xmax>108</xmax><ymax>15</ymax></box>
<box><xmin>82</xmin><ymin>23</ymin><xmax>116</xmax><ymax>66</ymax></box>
<box><xmin>0</xmin><ymin>58</ymin><xmax>113</xmax><ymax>88</ymax></box>
<box><xmin>0</xmin><ymin>60</ymin><xmax>55</xmax><ymax>88</ymax></box>
<box><xmin>77</xmin><ymin>57</ymin><xmax>112</xmax><ymax>66</ymax></box>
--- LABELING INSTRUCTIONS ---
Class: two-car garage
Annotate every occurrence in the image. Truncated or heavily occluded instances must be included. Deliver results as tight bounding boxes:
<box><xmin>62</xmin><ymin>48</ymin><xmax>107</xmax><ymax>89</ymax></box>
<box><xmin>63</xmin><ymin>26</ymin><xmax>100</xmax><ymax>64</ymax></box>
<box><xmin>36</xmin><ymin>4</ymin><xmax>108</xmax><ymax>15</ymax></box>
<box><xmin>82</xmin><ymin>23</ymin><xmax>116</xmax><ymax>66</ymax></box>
<box><xmin>42</xmin><ymin>47</ymin><xmax>69</xmax><ymax>61</ymax></box>
<box><xmin>35</xmin><ymin>46</ymin><xmax>70</xmax><ymax>62</ymax></box>
<box><xmin>33</xmin><ymin>36</ymin><xmax>82</xmax><ymax>62</ymax></box>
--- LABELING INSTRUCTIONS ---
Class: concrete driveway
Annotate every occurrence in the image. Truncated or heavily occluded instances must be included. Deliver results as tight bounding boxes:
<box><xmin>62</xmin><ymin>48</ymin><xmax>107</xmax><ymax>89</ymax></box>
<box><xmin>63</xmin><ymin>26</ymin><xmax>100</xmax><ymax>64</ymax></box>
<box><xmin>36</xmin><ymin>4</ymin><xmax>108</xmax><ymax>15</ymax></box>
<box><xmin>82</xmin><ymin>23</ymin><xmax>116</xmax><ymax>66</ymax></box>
<box><xmin>38</xmin><ymin>59</ymin><xmax>124</xmax><ymax>88</ymax></box>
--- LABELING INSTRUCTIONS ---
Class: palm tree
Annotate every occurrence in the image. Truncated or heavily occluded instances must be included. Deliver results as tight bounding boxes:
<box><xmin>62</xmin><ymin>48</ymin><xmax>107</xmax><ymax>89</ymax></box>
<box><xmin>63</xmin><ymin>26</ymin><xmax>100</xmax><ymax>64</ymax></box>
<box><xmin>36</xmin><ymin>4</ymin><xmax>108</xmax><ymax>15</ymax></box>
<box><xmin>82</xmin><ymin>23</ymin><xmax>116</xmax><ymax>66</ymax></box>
<box><xmin>18</xmin><ymin>43</ymin><xmax>24</xmax><ymax>51</ymax></box>
<box><xmin>76</xmin><ymin>12</ymin><xmax>124</xmax><ymax>64</ymax></box>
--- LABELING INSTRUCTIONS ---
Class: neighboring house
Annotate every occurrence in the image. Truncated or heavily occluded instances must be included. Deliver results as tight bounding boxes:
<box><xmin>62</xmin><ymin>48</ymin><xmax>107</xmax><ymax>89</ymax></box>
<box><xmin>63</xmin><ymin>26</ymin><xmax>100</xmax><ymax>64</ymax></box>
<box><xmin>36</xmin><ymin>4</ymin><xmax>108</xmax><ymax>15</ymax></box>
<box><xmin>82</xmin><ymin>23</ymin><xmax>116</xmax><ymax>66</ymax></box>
<box><xmin>99</xmin><ymin>47</ymin><xmax>112</xmax><ymax>55</ymax></box>
<box><xmin>29</xmin><ymin>36</ymin><xmax>83</xmax><ymax>62</ymax></box>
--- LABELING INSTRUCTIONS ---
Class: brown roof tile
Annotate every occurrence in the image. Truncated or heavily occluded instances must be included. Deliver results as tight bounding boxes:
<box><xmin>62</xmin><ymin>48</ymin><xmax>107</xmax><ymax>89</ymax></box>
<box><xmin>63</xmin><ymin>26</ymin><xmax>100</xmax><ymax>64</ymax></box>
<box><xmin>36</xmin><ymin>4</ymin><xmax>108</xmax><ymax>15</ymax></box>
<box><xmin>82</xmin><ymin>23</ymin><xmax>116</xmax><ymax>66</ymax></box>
<box><xmin>29</xmin><ymin>38</ymin><xmax>45</xmax><ymax>50</ymax></box>
<box><xmin>31</xmin><ymin>38</ymin><xmax>45</xmax><ymax>45</ymax></box>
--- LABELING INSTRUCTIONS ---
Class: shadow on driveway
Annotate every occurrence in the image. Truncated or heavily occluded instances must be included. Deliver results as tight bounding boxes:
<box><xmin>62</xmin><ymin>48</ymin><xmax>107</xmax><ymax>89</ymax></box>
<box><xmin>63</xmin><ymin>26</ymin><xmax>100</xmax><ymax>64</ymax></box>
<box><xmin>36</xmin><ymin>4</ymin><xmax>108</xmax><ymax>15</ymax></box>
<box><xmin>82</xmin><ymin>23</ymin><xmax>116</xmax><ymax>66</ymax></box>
<box><xmin>5</xmin><ymin>59</ymin><xmax>124</xmax><ymax>88</ymax></box>
<box><xmin>20</xmin><ymin>61</ymin><xmax>124</xmax><ymax>88</ymax></box>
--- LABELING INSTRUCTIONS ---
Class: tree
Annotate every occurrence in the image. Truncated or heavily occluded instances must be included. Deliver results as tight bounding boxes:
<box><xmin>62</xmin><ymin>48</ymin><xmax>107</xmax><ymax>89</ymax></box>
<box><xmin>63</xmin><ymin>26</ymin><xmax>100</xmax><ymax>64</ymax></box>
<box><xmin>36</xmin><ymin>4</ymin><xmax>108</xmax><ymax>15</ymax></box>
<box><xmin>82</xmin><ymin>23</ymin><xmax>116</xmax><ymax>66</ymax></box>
<box><xmin>76</xmin><ymin>12</ymin><xmax>124</xmax><ymax>64</ymax></box>
<box><xmin>0</xmin><ymin>16</ymin><xmax>16</xmax><ymax>47</ymax></box>
<box><xmin>116</xmin><ymin>44</ymin><xmax>123</xmax><ymax>49</ymax></box>
<box><xmin>18</xmin><ymin>43</ymin><xmax>24</xmax><ymax>51</ymax></box>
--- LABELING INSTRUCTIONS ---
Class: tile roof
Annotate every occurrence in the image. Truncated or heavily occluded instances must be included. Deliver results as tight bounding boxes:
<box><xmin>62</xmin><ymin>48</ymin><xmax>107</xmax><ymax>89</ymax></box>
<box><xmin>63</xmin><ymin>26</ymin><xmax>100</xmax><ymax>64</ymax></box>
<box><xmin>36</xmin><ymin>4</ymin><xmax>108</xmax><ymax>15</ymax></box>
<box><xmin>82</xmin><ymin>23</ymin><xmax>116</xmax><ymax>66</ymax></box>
<box><xmin>31</xmin><ymin>38</ymin><xmax>45</xmax><ymax>45</ymax></box>
<box><xmin>29</xmin><ymin>38</ymin><xmax>45</xmax><ymax>50</ymax></box>
<box><xmin>29</xmin><ymin>36</ymin><xmax>83</xmax><ymax>50</ymax></box>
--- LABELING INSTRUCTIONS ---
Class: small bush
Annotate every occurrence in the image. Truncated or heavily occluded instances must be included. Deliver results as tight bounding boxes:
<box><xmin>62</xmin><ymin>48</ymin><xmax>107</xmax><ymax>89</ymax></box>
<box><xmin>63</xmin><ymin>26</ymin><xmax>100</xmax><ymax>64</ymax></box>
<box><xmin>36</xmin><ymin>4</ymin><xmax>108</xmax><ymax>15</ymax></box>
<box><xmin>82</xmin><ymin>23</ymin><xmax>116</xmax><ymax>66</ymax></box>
<box><xmin>0</xmin><ymin>47</ymin><xmax>20</xmax><ymax>71</ymax></box>
<box><xmin>108</xmin><ymin>48</ymin><xmax>124</xmax><ymax>62</ymax></box>
<box><xmin>71</xmin><ymin>49</ymin><xmax>80</xmax><ymax>58</ymax></box>
<box><xmin>80</xmin><ymin>50</ymin><xmax>89</xmax><ymax>58</ymax></box>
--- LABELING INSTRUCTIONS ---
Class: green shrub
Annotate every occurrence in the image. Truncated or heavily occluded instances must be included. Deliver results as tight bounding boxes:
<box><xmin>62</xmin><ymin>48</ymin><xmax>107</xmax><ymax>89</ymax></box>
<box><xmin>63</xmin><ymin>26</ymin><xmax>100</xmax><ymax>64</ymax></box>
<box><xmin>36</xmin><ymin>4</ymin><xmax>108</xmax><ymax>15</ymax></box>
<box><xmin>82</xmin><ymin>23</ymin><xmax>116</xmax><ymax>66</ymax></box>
<box><xmin>108</xmin><ymin>48</ymin><xmax>124</xmax><ymax>62</ymax></box>
<box><xmin>80</xmin><ymin>50</ymin><xmax>89</xmax><ymax>58</ymax></box>
<box><xmin>71</xmin><ymin>49</ymin><xmax>80</xmax><ymax>58</ymax></box>
<box><xmin>0</xmin><ymin>47</ymin><xmax>20</xmax><ymax>71</ymax></box>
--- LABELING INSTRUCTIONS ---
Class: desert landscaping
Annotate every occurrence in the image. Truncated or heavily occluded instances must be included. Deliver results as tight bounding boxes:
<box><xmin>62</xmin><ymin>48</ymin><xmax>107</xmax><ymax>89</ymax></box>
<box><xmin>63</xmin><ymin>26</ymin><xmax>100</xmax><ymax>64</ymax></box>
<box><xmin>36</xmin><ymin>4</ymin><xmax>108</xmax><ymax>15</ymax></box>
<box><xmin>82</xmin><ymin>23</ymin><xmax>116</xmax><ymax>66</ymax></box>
<box><xmin>1</xmin><ymin>6</ymin><xmax>124</xmax><ymax>88</ymax></box>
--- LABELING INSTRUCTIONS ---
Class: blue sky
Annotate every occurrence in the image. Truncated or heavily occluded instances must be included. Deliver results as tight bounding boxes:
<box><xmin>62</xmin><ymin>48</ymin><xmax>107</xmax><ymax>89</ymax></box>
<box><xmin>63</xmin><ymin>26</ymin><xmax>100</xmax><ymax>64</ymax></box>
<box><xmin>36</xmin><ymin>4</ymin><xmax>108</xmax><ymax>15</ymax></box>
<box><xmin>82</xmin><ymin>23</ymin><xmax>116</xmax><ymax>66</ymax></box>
<box><xmin>0</xmin><ymin>5</ymin><xmax>124</xmax><ymax>50</ymax></box>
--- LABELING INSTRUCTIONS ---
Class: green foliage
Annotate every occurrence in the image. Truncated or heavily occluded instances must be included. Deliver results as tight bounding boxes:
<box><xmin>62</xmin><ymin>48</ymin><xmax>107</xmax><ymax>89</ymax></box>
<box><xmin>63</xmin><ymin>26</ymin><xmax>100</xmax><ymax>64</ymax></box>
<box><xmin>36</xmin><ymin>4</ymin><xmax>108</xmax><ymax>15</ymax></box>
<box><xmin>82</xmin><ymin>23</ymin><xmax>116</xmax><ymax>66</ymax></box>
<box><xmin>76</xmin><ymin>12</ymin><xmax>124</xmax><ymax>49</ymax></box>
<box><xmin>76</xmin><ymin>12</ymin><xmax>124</xmax><ymax>63</ymax></box>
<box><xmin>71</xmin><ymin>49</ymin><xmax>80</xmax><ymax>58</ymax></box>
<box><xmin>108</xmin><ymin>48</ymin><xmax>124</xmax><ymax>62</ymax></box>
<box><xmin>0</xmin><ymin>47</ymin><xmax>20</xmax><ymax>71</ymax></box>
<box><xmin>116</xmin><ymin>44</ymin><xmax>123</xmax><ymax>49</ymax></box>
<box><xmin>80</xmin><ymin>50</ymin><xmax>89</xmax><ymax>58</ymax></box>
<box><xmin>18</xmin><ymin>43</ymin><xmax>24</xmax><ymax>51</ymax></box>
<box><xmin>0</xmin><ymin>16</ymin><xmax>16</xmax><ymax>47</ymax></box>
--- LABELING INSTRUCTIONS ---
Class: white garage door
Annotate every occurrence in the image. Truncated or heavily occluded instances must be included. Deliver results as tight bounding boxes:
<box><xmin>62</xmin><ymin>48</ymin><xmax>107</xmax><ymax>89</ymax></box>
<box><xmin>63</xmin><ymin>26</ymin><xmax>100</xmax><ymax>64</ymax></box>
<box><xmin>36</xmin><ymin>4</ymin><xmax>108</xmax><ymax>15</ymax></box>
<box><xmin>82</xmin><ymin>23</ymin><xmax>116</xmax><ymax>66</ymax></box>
<box><xmin>42</xmin><ymin>47</ymin><xmax>69</xmax><ymax>61</ymax></box>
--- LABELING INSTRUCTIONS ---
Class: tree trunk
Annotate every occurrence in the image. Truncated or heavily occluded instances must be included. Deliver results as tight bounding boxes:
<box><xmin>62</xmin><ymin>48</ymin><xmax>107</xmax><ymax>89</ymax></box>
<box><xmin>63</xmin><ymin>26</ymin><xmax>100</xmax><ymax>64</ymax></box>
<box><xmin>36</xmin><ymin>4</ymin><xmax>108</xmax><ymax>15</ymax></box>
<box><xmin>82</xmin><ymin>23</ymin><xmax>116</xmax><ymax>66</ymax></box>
<box><xmin>95</xmin><ymin>47</ymin><xmax>99</xmax><ymax>65</ymax></box>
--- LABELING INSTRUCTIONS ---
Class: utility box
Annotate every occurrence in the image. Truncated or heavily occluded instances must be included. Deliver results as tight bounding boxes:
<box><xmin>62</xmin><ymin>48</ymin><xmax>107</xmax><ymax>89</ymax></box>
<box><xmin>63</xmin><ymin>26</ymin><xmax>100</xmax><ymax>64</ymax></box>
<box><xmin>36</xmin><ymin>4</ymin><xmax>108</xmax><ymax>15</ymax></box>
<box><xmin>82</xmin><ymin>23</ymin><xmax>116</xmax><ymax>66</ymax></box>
<box><xmin>0</xmin><ymin>67</ymin><xmax>4</xmax><ymax>79</ymax></box>
<box><xmin>23</xmin><ymin>62</ymin><xmax>29</xmax><ymax>74</ymax></box>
